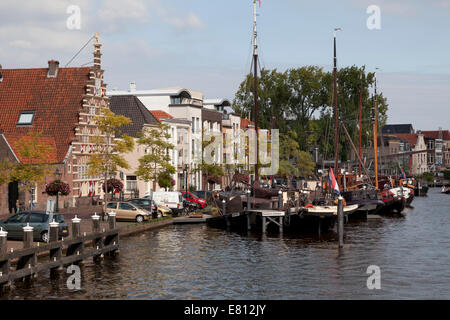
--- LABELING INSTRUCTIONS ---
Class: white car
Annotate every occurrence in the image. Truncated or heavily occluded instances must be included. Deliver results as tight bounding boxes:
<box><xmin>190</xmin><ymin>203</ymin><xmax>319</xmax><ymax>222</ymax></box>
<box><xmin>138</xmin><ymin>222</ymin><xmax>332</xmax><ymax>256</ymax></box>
<box><xmin>143</xmin><ymin>191</ymin><xmax>185</xmax><ymax>215</ymax></box>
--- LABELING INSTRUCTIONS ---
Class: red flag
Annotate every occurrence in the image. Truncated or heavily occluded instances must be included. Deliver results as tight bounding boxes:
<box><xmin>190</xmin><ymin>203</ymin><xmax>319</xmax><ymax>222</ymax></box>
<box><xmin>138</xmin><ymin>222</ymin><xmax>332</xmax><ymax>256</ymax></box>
<box><xmin>257</xmin><ymin>0</ymin><xmax>261</xmax><ymax>7</ymax></box>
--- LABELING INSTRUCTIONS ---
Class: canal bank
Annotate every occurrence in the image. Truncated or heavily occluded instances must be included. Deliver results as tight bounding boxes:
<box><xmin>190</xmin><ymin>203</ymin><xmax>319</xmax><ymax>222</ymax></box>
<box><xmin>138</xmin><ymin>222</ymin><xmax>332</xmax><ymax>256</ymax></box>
<box><xmin>4</xmin><ymin>217</ymin><xmax>175</xmax><ymax>254</ymax></box>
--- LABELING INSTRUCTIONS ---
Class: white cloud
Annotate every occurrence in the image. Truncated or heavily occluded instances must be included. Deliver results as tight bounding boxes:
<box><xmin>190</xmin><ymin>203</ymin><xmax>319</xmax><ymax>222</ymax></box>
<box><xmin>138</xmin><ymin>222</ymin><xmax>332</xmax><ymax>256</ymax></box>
<box><xmin>148</xmin><ymin>0</ymin><xmax>204</xmax><ymax>30</ymax></box>
<box><xmin>97</xmin><ymin>0</ymin><xmax>151</xmax><ymax>33</ymax></box>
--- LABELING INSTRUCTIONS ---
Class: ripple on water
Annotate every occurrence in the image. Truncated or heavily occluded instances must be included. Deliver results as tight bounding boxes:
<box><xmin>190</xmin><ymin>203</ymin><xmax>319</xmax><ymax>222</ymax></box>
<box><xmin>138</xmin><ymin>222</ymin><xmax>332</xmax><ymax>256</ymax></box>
<box><xmin>2</xmin><ymin>189</ymin><xmax>450</xmax><ymax>300</ymax></box>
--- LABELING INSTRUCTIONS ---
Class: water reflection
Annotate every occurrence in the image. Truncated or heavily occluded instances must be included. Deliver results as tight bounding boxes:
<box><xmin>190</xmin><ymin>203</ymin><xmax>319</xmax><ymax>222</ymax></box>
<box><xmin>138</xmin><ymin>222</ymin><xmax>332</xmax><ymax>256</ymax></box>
<box><xmin>2</xmin><ymin>189</ymin><xmax>450</xmax><ymax>299</ymax></box>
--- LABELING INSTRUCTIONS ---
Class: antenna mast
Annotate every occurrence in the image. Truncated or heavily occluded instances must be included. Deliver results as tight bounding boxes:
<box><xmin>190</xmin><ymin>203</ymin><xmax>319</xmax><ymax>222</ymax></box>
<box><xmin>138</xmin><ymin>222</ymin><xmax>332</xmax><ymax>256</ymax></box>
<box><xmin>253</xmin><ymin>0</ymin><xmax>260</xmax><ymax>186</ymax></box>
<box><xmin>333</xmin><ymin>28</ymin><xmax>342</xmax><ymax>176</ymax></box>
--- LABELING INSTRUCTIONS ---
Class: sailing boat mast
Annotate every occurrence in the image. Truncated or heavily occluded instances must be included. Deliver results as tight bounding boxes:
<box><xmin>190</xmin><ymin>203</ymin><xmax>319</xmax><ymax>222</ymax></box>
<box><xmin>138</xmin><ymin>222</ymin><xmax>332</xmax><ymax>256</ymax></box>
<box><xmin>333</xmin><ymin>28</ymin><xmax>342</xmax><ymax>175</ymax></box>
<box><xmin>359</xmin><ymin>71</ymin><xmax>363</xmax><ymax>176</ymax></box>
<box><xmin>373</xmin><ymin>73</ymin><xmax>379</xmax><ymax>189</ymax></box>
<box><xmin>253</xmin><ymin>0</ymin><xmax>260</xmax><ymax>186</ymax></box>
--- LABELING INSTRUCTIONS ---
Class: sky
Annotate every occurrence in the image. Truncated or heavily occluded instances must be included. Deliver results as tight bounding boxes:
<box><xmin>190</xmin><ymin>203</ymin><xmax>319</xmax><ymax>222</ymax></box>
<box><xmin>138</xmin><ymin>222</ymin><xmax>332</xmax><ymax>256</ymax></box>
<box><xmin>1</xmin><ymin>0</ymin><xmax>449</xmax><ymax>130</ymax></box>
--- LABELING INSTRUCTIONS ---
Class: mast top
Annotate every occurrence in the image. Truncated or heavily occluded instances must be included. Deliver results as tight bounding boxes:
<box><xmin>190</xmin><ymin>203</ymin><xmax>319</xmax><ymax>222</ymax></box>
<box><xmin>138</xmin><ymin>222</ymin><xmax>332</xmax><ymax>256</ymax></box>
<box><xmin>253</xmin><ymin>0</ymin><xmax>259</xmax><ymax>56</ymax></box>
<box><xmin>333</xmin><ymin>27</ymin><xmax>342</xmax><ymax>38</ymax></box>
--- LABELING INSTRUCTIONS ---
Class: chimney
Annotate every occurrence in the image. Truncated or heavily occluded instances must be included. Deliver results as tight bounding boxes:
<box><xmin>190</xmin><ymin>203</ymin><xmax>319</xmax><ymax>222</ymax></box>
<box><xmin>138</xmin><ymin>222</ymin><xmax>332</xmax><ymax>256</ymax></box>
<box><xmin>129</xmin><ymin>82</ymin><xmax>136</xmax><ymax>92</ymax></box>
<box><xmin>0</xmin><ymin>64</ymin><xmax>3</xmax><ymax>82</ymax></box>
<box><xmin>47</xmin><ymin>60</ymin><xmax>59</xmax><ymax>78</ymax></box>
<box><xmin>93</xmin><ymin>32</ymin><xmax>102</xmax><ymax>71</ymax></box>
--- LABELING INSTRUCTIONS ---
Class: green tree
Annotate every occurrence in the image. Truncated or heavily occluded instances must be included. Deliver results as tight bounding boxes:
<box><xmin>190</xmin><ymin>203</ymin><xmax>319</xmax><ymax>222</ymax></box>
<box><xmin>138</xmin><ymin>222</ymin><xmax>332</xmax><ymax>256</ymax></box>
<box><xmin>443</xmin><ymin>170</ymin><xmax>450</xmax><ymax>181</ymax></box>
<box><xmin>135</xmin><ymin>123</ymin><xmax>175</xmax><ymax>192</ymax></box>
<box><xmin>0</xmin><ymin>159</ymin><xmax>12</xmax><ymax>186</ymax></box>
<box><xmin>278</xmin><ymin>131</ymin><xmax>315</xmax><ymax>188</ymax></box>
<box><xmin>418</xmin><ymin>172</ymin><xmax>434</xmax><ymax>184</ymax></box>
<box><xmin>87</xmin><ymin>107</ymin><xmax>134</xmax><ymax>202</ymax></box>
<box><xmin>158</xmin><ymin>170</ymin><xmax>175</xmax><ymax>191</ymax></box>
<box><xmin>196</xmin><ymin>128</ymin><xmax>225</xmax><ymax>190</ymax></box>
<box><xmin>10</xmin><ymin>132</ymin><xmax>53</xmax><ymax>210</ymax></box>
<box><xmin>233</xmin><ymin>65</ymin><xmax>389</xmax><ymax>164</ymax></box>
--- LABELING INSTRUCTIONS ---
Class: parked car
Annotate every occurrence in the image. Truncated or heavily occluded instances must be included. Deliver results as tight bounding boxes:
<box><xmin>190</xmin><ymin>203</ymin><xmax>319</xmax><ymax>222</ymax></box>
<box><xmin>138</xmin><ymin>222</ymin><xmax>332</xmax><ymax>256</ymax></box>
<box><xmin>180</xmin><ymin>191</ymin><xmax>207</xmax><ymax>208</ymax></box>
<box><xmin>192</xmin><ymin>190</ymin><xmax>214</xmax><ymax>203</ymax></box>
<box><xmin>183</xmin><ymin>199</ymin><xmax>200</xmax><ymax>214</ymax></box>
<box><xmin>157</xmin><ymin>204</ymin><xmax>172</xmax><ymax>217</ymax></box>
<box><xmin>104</xmin><ymin>201</ymin><xmax>152</xmax><ymax>223</ymax></box>
<box><xmin>0</xmin><ymin>212</ymin><xmax>69</xmax><ymax>242</ymax></box>
<box><xmin>127</xmin><ymin>198</ymin><xmax>159</xmax><ymax>218</ymax></box>
<box><xmin>143</xmin><ymin>192</ymin><xmax>185</xmax><ymax>216</ymax></box>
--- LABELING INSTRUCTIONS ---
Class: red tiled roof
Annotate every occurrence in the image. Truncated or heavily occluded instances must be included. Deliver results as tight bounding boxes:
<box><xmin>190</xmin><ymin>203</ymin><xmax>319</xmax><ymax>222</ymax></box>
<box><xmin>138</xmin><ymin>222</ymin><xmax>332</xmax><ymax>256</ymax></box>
<box><xmin>390</xmin><ymin>133</ymin><xmax>419</xmax><ymax>148</ymax></box>
<box><xmin>5</xmin><ymin>134</ymin><xmax>58</xmax><ymax>164</ymax></box>
<box><xmin>420</xmin><ymin>130</ymin><xmax>450</xmax><ymax>141</ymax></box>
<box><xmin>0</xmin><ymin>66</ymin><xmax>91</xmax><ymax>163</ymax></box>
<box><xmin>150</xmin><ymin>110</ymin><xmax>173</xmax><ymax>122</ymax></box>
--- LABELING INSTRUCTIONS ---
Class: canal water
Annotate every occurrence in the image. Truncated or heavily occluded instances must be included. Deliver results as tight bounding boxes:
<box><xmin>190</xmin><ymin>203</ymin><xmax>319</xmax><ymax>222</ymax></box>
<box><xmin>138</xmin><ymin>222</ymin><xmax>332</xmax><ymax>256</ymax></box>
<box><xmin>2</xmin><ymin>188</ymin><xmax>450</xmax><ymax>300</ymax></box>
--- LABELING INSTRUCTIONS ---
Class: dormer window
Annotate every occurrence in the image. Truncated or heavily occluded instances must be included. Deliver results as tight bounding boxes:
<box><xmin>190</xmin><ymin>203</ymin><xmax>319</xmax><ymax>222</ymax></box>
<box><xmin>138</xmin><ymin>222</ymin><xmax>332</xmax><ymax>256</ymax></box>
<box><xmin>170</xmin><ymin>96</ymin><xmax>182</xmax><ymax>104</ymax></box>
<box><xmin>17</xmin><ymin>111</ymin><xmax>35</xmax><ymax>126</ymax></box>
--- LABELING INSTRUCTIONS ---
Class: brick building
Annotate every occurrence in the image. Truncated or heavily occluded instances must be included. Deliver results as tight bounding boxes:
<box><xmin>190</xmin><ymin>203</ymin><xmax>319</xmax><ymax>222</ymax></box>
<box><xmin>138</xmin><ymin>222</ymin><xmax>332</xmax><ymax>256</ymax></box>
<box><xmin>0</xmin><ymin>34</ymin><xmax>109</xmax><ymax>214</ymax></box>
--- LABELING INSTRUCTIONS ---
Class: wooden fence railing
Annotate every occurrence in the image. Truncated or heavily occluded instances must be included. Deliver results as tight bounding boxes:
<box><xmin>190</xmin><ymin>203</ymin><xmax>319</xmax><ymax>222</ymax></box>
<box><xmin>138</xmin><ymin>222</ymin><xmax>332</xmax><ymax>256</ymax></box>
<box><xmin>0</xmin><ymin>212</ymin><xmax>119</xmax><ymax>290</ymax></box>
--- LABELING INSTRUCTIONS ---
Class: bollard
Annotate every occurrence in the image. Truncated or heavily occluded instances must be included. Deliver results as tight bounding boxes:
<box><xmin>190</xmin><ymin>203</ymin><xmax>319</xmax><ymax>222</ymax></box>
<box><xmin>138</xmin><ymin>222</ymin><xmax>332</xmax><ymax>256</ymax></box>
<box><xmin>222</xmin><ymin>199</ymin><xmax>226</xmax><ymax>216</ymax></box>
<box><xmin>108</xmin><ymin>212</ymin><xmax>116</xmax><ymax>230</ymax></box>
<box><xmin>72</xmin><ymin>215</ymin><xmax>81</xmax><ymax>238</ymax></box>
<box><xmin>337</xmin><ymin>196</ymin><xmax>344</xmax><ymax>248</ymax></box>
<box><xmin>0</xmin><ymin>228</ymin><xmax>7</xmax><ymax>255</ymax></box>
<box><xmin>0</xmin><ymin>228</ymin><xmax>10</xmax><ymax>289</ymax></box>
<box><xmin>49</xmin><ymin>219</ymin><xmax>59</xmax><ymax>243</ymax></box>
<box><xmin>247</xmin><ymin>189</ymin><xmax>251</xmax><ymax>211</ymax></box>
<box><xmin>278</xmin><ymin>190</ymin><xmax>283</xmax><ymax>209</ymax></box>
<box><xmin>23</xmin><ymin>223</ymin><xmax>34</xmax><ymax>249</ymax></box>
<box><xmin>92</xmin><ymin>213</ymin><xmax>100</xmax><ymax>233</ymax></box>
<box><xmin>262</xmin><ymin>216</ymin><xmax>267</xmax><ymax>234</ymax></box>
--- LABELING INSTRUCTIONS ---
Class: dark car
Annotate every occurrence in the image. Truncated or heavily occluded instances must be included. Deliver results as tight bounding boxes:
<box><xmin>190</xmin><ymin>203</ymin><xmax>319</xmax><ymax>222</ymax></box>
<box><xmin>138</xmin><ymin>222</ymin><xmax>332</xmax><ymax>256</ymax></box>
<box><xmin>0</xmin><ymin>212</ymin><xmax>69</xmax><ymax>242</ymax></box>
<box><xmin>127</xmin><ymin>198</ymin><xmax>159</xmax><ymax>218</ymax></box>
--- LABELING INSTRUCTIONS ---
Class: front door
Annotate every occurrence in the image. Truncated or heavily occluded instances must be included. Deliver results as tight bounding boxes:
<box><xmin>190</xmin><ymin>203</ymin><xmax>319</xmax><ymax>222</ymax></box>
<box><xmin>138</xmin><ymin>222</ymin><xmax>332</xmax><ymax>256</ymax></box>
<box><xmin>8</xmin><ymin>181</ymin><xmax>19</xmax><ymax>214</ymax></box>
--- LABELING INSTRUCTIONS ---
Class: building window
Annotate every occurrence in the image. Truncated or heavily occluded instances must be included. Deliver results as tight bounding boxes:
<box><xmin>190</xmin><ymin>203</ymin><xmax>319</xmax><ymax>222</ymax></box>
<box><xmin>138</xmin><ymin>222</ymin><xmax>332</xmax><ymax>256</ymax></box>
<box><xmin>31</xmin><ymin>184</ymin><xmax>37</xmax><ymax>203</ymax></box>
<box><xmin>126</xmin><ymin>176</ymin><xmax>137</xmax><ymax>192</ymax></box>
<box><xmin>17</xmin><ymin>111</ymin><xmax>35</xmax><ymax>126</ymax></box>
<box><xmin>68</xmin><ymin>164</ymin><xmax>71</xmax><ymax>174</ymax></box>
<box><xmin>192</xmin><ymin>117</ymin><xmax>195</xmax><ymax>133</ymax></box>
<box><xmin>78</xmin><ymin>165</ymin><xmax>88</xmax><ymax>180</ymax></box>
<box><xmin>170</xmin><ymin>96</ymin><xmax>182</xmax><ymax>104</ymax></box>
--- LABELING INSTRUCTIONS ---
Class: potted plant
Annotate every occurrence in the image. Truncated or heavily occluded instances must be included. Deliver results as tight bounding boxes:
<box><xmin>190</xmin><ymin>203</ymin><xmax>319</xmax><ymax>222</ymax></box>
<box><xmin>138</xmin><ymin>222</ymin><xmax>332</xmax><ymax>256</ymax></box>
<box><xmin>45</xmin><ymin>180</ymin><xmax>71</xmax><ymax>212</ymax></box>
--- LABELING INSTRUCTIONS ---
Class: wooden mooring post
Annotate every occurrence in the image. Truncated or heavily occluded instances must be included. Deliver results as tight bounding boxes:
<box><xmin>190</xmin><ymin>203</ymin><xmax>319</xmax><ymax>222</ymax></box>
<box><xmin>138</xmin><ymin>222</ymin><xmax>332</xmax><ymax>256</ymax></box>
<box><xmin>337</xmin><ymin>196</ymin><xmax>344</xmax><ymax>248</ymax></box>
<box><xmin>0</xmin><ymin>214</ymin><xmax>120</xmax><ymax>293</ymax></box>
<box><xmin>49</xmin><ymin>219</ymin><xmax>63</xmax><ymax>278</ymax></box>
<box><xmin>278</xmin><ymin>190</ymin><xmax>283</xmax><ymax>209</ymax></box>
<box><xmin>246</xmin><ymin>190</ymin><xmax>252</xmax><ymax>230</ymax></box>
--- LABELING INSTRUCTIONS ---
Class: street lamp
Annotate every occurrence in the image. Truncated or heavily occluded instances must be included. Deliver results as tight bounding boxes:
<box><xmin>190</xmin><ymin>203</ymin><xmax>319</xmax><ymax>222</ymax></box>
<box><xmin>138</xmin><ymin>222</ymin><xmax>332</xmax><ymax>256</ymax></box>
<box><xmin>183</xmin><ymin>164</ymin><xmax>188</xmax><ymax>194</ymax></box>
<box><xmin>54</xmin><ymin>168</ymin><xmax>62</xmax><ymax>212</ymax></box>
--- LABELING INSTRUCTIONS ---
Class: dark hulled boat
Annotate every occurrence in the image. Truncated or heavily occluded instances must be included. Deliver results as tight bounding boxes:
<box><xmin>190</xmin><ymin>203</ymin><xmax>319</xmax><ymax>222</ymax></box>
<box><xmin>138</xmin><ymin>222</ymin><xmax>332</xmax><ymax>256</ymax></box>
<box><xmin>379</xmin><ymin>189</ymin><xmax>406</xmax><ymax>214</ymax></box>
<box><xmin>414</xmin><ymin>182</ymin><xmax>429</xmax><ymax>196</ymax></box>
<box><xmin>342</xmin><ymin>188</ymin><xmax>384</xmax><ymax>216</ymax></box>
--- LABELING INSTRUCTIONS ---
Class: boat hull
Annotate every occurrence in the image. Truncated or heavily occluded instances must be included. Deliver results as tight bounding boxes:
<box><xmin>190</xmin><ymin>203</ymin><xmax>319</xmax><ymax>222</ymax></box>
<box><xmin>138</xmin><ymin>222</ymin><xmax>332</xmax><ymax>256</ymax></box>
<box><xmin>414</xmin><ymin>186</ymin><xmax>429</xmax><ymax>196</ymax></box>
